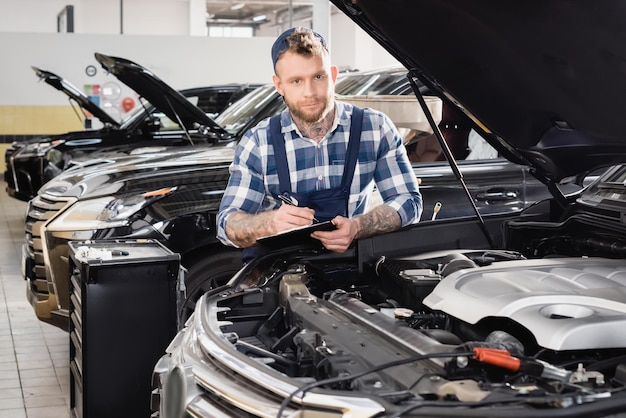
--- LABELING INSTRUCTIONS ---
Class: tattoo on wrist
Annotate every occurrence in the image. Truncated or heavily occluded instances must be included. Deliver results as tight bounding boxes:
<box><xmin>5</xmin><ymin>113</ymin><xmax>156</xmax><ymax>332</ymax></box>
<box><xmin>226</xmin><ymin>211</ymin><xmax>273</xmax><ymax>247</ymax></box>
<box><xmin>354</xmin><ymin>206</ymin><xmax>401</xmax><ymax>240</ymax></box>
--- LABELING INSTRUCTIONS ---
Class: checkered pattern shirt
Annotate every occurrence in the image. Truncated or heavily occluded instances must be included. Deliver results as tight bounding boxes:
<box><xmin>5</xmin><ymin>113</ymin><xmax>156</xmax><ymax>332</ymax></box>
<box><xmin>217</xmin><ymin>101</ymin><xmax>422</xmax><ymax>247</ymax></box>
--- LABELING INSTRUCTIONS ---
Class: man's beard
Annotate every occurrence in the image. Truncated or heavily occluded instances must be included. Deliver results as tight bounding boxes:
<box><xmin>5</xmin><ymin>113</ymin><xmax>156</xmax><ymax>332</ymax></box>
<box><xmin>284</xmin><ymin>93</ymin><xmax>333</xmax><ymax>124</ymax></box>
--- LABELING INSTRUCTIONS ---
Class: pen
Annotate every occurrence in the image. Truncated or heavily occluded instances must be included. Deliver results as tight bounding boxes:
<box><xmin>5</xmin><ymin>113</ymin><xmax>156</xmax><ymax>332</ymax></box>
<box><xmin>278</xmin><ymin>194</ymin><xmax>299</xmax><ymax>206</ymax></box>
<box><xmin>278</xmin><ymin>194</ymin><xmax>319</xmax><ymax>223</ymax></box>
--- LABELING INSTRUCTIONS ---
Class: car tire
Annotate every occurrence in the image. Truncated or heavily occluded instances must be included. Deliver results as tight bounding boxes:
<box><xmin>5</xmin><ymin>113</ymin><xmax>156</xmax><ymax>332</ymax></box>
<box><xmin>179</xmin><ymin>249</ymin><xmax>242</xmax><ymax>324</ymax></box>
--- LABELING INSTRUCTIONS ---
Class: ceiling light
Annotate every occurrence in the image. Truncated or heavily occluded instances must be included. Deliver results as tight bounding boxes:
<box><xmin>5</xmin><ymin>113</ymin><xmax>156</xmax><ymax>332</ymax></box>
<box><xmin>252</xmin><ymin>14</ymin><xmax>266</xmax><ymax>22</ymax></box>
<box><xmin>230</xmin><ymin>3</ymin><xmax>245</xmax><ymax>10</ymax></box>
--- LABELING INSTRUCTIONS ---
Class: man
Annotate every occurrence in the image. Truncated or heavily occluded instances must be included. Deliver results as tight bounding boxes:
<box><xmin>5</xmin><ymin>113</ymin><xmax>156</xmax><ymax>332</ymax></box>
<box><xmin>217</xmin><ymin>27</ymin><xmax>422</xmax><ymax>255</ymax></box>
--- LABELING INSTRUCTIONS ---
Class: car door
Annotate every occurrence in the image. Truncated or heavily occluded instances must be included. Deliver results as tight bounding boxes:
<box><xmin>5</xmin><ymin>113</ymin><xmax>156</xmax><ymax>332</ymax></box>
<box><xmin>416</xmin><ymin>158</ymin><xmax>537</xmax><ymax>221</ymax></box>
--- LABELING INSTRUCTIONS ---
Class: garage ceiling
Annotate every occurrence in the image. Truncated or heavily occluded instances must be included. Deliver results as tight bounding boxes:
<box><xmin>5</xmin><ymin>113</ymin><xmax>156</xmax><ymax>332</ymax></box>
<box><xmin>205</xmin><ymin>0</ymin><xmax>318</xmax><ymax>26</ymax></box>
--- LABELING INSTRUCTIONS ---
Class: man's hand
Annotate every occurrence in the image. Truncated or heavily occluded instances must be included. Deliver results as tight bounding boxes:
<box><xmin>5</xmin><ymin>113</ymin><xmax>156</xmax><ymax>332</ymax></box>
<box><xmin>271</xmin><ymin>204</ymin><xmax>317</xmax><ymax>232</ymax></box>
<box><xmin>311</xmin><ymin>205</ymin><xmax>402</xmax><ymax>253</ymax></box>
<box><xmin>225</xmin><ymin>205</ymin><xmax>316</xmax><ymax>248</ymax></box>
<box><xmin>310</xmin><ymin>216</ymin><xmax>358</xmax><ymax>253</ymax></box>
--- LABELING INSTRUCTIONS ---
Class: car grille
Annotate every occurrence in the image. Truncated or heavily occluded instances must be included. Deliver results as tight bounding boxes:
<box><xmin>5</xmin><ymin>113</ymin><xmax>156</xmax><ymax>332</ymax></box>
<box><xmin>25</xmin><ymin>194</ymin><xmax>75</xmax><ymax>302</ymax></box>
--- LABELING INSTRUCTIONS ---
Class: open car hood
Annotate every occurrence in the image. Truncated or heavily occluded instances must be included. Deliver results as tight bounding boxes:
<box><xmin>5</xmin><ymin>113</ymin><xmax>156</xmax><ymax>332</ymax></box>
<box><xmin>332</xmin><ymin>0</ymin><xmax>626</xmax><ymax>182</ymax></box>
<box><xmin>32</xmin><ymin>66</ymin><xmax>121</xmax><ymax>127</ymax></box>
<box><xmin>94</xmin><ymin>52</ymin><xmax>230</xmax><ymax>137</ymax></box>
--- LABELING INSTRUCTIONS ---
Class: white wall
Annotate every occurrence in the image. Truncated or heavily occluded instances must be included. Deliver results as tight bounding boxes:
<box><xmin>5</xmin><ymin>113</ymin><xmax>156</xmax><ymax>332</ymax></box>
<box><xmin>0</xmin><ymin>0</ymin><xmax>192</xmax><ymax>35</ymax></box>
<box><xmin>0</xmin><ymin>32</ymin><xmax>276</xmax><ymax>106</ymax></box>
<box><xmin>0</xmin><ymin>0</ymin><xmax>401</xmax><ymax>106</ymax></box>
<box><xmin>256</xmin><ymin>11</ymin><xmax>400</xmax><ymax>73</ymax></box>
<box><xmin>330</xmin><ymin>12</ymin><xmax>399</xmax><ymax>72</ymax></box>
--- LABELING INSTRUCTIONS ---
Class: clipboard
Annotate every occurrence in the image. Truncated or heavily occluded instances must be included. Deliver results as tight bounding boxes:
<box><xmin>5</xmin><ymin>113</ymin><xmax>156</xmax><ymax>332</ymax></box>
<box><xmin>256</xmin><ymin>220</ymin><xmax>336</xmax><ymax>247</ymax></box>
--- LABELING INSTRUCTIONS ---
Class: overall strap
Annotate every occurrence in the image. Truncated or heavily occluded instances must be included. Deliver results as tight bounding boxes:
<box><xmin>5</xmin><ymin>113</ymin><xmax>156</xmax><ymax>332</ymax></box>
<box><xmin>340</xmin><ymin>106</ymin><xmax>364</xmax><ymax>188</ymax></box>
<box><xmin>269</xmin><ymin>114</ymin><xmax>292</xmax><ymax>193</ymax></box>
<box><xmin>270</xmin><ymin>106</ymin><xmax>364</xmax><ymax>194</ymax></box>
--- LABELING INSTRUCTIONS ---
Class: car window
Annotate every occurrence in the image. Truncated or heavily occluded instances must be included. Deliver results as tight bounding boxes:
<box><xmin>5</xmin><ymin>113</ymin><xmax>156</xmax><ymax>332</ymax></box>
<box><xmin>215</xmin><ymin>85</ymin><xmax>281</xmax><ymax>134</ymax></box>
<box><xmin>196</xmin><ymin>91</ymin><xmax>245</xmax><ymax>117</ymax></box>
<box><xmin>117</xmin><ymin>96</ymin><xmax>178</xmax><ymax>131</ymax></box>
<box><xmin>406</xmin><ymin>128</ymin><xmax>498</xmax><ymax>163</ymax></box>
<box><xmin>119</xmin><ymin>88</ymin><xmax>251</xmax><ymax>131</ymax></box>
<box><xmin>118</xmin><ymin>98</ymin><xmax>152</xmax><ymax>129</ymax></box>
<box><xmin>465</xmin><ymin>129</ymin><xmax>498</xmax><ymax>160</ymax></box>
<box><xmin>404</xmin><ymin>99</ymin><xmax>500</xmax><ymax>164</ymax></box>
<box><xmin>213</xmin><ymin>71</ymin><xmax>420</xmax><ymax>137</ymax></box>
<box><xmin>335</xmin><ymin>72</ymin><xmax>412</xmax><ymax>95</ymax></box>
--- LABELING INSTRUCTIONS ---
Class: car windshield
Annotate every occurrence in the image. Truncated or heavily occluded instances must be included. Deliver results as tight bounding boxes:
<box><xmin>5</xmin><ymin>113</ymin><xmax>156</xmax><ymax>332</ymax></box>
<box><xmin>215</xmin><ymin>85</ymin><xmax>280</xmax><ymax>135</ymax></box>
<box><xmin>335</xmin><ymin>70</ymin><xmax>413</xmax><ymax>95</ymax></box>
<box><xmin>117</xmin><ymin>96</ymin><xmax>212</xmax><ymax>131</ymax></box>
<box><xmin>118</xmin><ymin>98</ymin><xmax>152</xmax><ymax>129</ymax></box>
<box><xmin>214</xmin><ymin>70</ymin><xmax>417</xmax><ymax>136</ymax></box>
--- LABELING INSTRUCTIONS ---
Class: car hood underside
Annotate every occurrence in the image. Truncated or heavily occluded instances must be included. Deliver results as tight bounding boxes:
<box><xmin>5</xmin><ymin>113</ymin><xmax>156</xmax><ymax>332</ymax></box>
<box><xmin>332</xmin><ymin>0</ymin><xmax>626</xmax><ymax>182</ymax></box>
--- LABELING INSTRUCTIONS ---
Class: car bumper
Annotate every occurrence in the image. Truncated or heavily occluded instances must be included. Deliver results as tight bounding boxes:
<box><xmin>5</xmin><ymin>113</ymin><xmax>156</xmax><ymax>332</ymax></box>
<box><xmin>151</xmin><ymin>294</ymin><xmax>385</xmax><ymax>418</ymax></box>
<box><xmin>23</xmin><ymin>194</ymin><xmax>77</xmax><ymax>329</ymax></box>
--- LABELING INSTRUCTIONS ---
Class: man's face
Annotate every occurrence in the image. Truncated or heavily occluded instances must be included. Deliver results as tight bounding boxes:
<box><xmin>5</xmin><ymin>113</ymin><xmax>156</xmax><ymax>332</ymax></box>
<box><xmin>272</xmin><ymin>51</ymin><xmax>338</xmax><ymax>123</ymax></box>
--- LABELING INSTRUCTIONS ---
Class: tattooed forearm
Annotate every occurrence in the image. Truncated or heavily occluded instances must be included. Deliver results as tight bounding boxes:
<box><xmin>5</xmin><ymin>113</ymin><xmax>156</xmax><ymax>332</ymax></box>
<box><xmin>225</xmin><ymin>210</ymin><xmax>275</xmax><ymax>248</ymax></box>
<box><xmin>354</xmin><ymin>205</ymin><xmax>401</xmax><ymax>240</ymax></box>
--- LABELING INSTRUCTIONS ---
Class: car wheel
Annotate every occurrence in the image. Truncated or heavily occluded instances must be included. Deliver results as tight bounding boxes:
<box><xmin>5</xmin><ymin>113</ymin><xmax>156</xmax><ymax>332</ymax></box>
<box><xmin>179</xmin><ymin>249</ymin><xmax>242</xmax><ymax>324</ymax></box>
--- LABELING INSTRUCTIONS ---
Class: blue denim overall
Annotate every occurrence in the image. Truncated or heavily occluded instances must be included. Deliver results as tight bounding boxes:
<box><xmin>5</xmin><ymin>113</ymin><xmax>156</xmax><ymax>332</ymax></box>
<box><xmin>242</xmin><ymin>106</ymin><xmax>364</xmax><ymax>264</ymax></box>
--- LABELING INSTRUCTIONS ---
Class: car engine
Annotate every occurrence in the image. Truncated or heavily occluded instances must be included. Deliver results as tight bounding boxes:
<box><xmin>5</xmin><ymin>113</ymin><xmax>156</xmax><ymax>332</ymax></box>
<box><xmin>213</xmin><ymin>249</ymin><xmax>626</xmax><ymax>410</ymax></box>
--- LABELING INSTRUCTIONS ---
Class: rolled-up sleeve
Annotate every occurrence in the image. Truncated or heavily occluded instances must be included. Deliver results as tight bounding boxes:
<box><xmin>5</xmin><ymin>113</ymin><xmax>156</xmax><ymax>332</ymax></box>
<box><xmin>217</xmin><ymin>128</ymin><xmax>268</xmax><ymax>247</ymax></box>
<box><xmin>371</xmin><ymin>112</ymin><xmax>423</xmax><ymax>226</ymax></box>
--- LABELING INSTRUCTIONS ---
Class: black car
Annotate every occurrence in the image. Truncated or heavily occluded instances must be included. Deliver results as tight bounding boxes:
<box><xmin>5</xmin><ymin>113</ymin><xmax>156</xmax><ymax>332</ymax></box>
<box><xmin>150</xmin><ymin>1</ymin><xmax>626</xmax><ymax>417</ymax></box>
<box><xmin>24</xmin><ymin>61</ymin><xmax>559</xmax><ymax>337</ymax></box>
<box><xmin>4</xmin><ymin>53</ymin><xmax>259</xmax><ymax>201</ymax></box>
<box><xmin>22</xmin><ymin>68</ymin><xmax>438</xmax><ymax>330</ymax></box>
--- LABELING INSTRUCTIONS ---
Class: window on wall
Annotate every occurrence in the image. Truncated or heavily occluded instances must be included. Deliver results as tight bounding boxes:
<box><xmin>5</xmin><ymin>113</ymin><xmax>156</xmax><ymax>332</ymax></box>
<box><xmin>208</xmin><ymin>26</ymin><xmax>254</xmax><ymax>38</ymax></box>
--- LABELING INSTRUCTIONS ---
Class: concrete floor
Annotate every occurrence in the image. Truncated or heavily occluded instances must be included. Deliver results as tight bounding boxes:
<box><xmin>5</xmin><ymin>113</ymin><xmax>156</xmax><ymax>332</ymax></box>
<box><xmin>0</xmin><ymin>192</ymin><xmax>70</xmax><ymax>418</ymax></box>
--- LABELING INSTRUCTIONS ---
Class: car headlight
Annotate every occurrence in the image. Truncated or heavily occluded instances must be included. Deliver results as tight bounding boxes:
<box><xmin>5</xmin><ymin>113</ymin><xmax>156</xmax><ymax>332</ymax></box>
<box><xmin>45</xmin><ymin>187</ymin><xmax>177</xmax><ymax>231</ymax></box>
<box><xmin>46</xmin><ymin>148</ymin><xmax>63</xmax><ymax>165</ymax></box>
<box><xmin>22</xmin><ymin>139</ymin><xmax>64</xmax><ymax>156</ymax></box>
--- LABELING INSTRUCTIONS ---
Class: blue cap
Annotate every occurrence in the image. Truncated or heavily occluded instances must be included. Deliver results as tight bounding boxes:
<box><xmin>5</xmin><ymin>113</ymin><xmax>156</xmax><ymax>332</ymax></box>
<box><xmin>271</xmin><ymin>27</ymin><xmax>328</xmax><ymax>69</ymax></box>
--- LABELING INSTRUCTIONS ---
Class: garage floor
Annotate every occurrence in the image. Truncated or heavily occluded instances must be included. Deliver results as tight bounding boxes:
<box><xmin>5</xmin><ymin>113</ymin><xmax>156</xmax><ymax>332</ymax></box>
<box><xmin>0</xmin><ymin>192</ymin><xmax>70</xmax><ymax>418</ymax></box>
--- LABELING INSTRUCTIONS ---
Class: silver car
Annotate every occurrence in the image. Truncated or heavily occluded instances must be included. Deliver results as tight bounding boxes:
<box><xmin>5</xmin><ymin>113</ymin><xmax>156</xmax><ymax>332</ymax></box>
<box><xmin>150</xmin><ymin>1</ymin><xmax>626</xmax><ymax>417</ymax></box>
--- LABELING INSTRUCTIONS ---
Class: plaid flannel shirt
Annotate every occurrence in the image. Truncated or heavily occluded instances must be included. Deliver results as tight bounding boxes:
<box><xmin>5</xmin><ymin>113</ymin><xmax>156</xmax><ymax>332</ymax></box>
<box><xmin>217</xmin><ymin>101</ymin><xmax>422</xmax><ymax>247</ymax></box>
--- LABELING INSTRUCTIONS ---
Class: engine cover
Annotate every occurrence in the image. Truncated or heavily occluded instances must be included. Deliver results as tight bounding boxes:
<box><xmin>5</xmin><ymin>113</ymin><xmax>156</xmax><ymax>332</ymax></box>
<box><xmin>423</xmin><ymin>257</ymin><xmax>626</xmax><ymax>351</ymax></box>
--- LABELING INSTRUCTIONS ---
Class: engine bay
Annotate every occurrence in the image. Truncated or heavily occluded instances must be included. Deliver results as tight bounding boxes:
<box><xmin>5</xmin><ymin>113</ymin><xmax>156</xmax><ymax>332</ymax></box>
<box><xmin>212</xmin><ymin>247</ymin><xmax>626</xmax><ymax>410</ymax></box>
